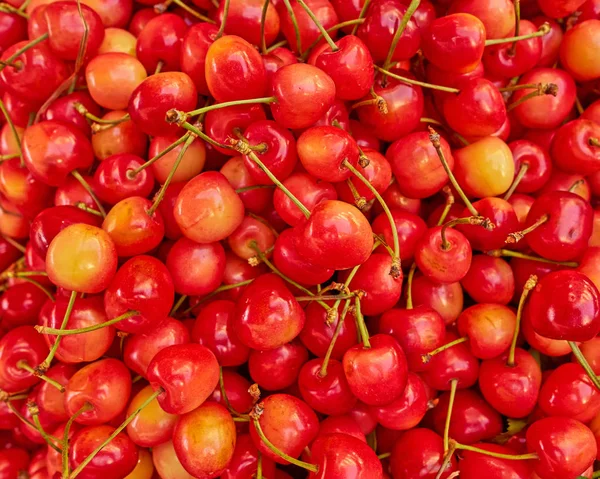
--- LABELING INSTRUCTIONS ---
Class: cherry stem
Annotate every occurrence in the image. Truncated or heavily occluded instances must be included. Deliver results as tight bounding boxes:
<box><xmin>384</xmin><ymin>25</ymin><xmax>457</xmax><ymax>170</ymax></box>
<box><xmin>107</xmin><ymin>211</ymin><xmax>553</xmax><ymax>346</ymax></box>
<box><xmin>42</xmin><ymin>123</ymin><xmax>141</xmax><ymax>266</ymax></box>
<box><xmin>30</xmin><ymin>403</ymin><xmax>62</xmax><ymax>453</ymax></box>
<box><xmin>507</xmin><ymin>275</ymin><xmax>537</xmax><ymax>367</ymax></box>
<box><xmin>235</xmin><ymin>184</ymin><xmax>275</xmax><ymax>194</ymax></box>
<box><xmin>281</xmin><ymin>0</ymin><xmax>302</xmax><ymax>54</ymax></box>
<box><xmin>382</xmin><ymin>0</ymin><xmax>421</xmax><ymax>71</ymax></box>
<box><xmin>450</xmin><ymin>440</ymin><xmax>538</xmax><ymax>460</ymax></box>
<box><xmin>404</xmin><ymin>262</ymin><xmax>417</xmax><ymax>309</ymax></box>
<box><xmin>428</xmin><ymin>127</ymin><xmax>479</xmax><ymax>216</ymax></box>
<box><xmin>35</xmin><ymin>310</ymin><xmax>139</xmax><ymax>336</ymax></box>
<box><xmin>296</xmin><ymin>0</ymin><xmax>338</xmax><ymax>52</ymax></box>
<box><xmin>3</xmin><ymin>270</ymin><xmax>47</xmax><ymax>278</ymax></box>
<box><xmin>485</xmin><ymin>22</ymin><xmax>549</xmax><ymax>47</ymax></box>
<box><xmin>437</xmin><ymin>186</ymin><xmax>456</xmax><ymax>227</ymax></box>
<box><xmin>0</xmin><ymin>2</ymin><xmax>28</xmax><ymax>18</ymax></box>
<box><xmin>443</xmin><ymin>379</ymin><xmax>458</xmax><ymax>452</ymax></box>
<box><xmin>178</xmin><ymin>97</ymin><xmax>277</xmax><ymax>123</ymax></box>
<box><xmin>260</xmin><ymin>0</ymin><xmax>269</xmax><ymax>54</ymax></box>
<box><xmin>179</xmin><ymin>121</ymin><xmax>232</xmax><ymax>150</ymax></box>
<box><xmin>0</xmin><ymin>33</ymin><xmax>48</xmax><ymax>72</ymax></box>
<box><xmin>319</xmin><ymin>299</ymin><xmax>352</xmax><ymax>377</ymax></box>
<box><xmin>351</xmin><ymin>95</ymin><xmax>388</xmax><ymax>115</ymax></box>
<box><xmin>568</xmin><ymin>179</ymin><xmax>585</xmax><ymax>193</ymax></box>
<box><xmin>509</xmin><ymin>0</ymin><xmax>521</xmax><ymax>55</ymax></box>
<box><xmin>420</xmin><ymin>118</ymin><xmax>469</xmax><ymax>147</ymax></box>
<box><xmin>499</xmin><ymin>83</ymin><xmax>543</xmax><ymax>92</ymax></box>
<box><xmin>589</xmin><ymin>138</ymin><xmax>600</xmax><ymax>147</ymax></box>
<box><xmin>127</xmin><ymin>133</ymin><xmax>189</xmax><ymax>178</ymax></box>
<box><xmin>250</xmin><ymin>411</ymin><xmax>318</xmax><ymax>473</ymax></box>
<box><xmin>507</xmin><ymin>83</ymin><xmax>558</xmax><ymax>112</ymax></box>
<box><xmin>215</xmin><ymin>0</ymin><xmax>230</xmax><ymax>39</ymax></box>
<box><xmin>147</xmin><ymin>133</ymin><xmax>196</xmax><ymax>217</ymax></box>
<box><xmin>487</xmin><ymin>248</ymin><xmax>579</xmax><ymax>267</ymax></box>
<box><xmin>156</xmin><ymin>0</ymin><xmax>214</xmax><ymax>23</ymax></box>
<box><xmin>17</xmin><ymin>360</ymin><xmax>65</xmax><ymax>392</ymax></box>
<box><xmin>0</xmin><ymin>97</ymin><xmax>22</xmax><ymax>165</ymax></box>
<box><xmin>346</xmin><ymin>178</ymin><xmax>368</xmax><ymax>211</ymax></box>
<box><xmin>503</xmin><ymin>163</ymin><xmax>529</xmax><ymax>200</ymax></box>
<box><xmin>61</xmin><ymin>403</ymin><xmax>92</xmax><ymax>478</ymax></box>
<box><xmin>6</xmin><ymin>401</ymin><xmax>61</xmax><ymax>454</ymax></box>
<box><xmin>219</xmin><ymin>367</ymin><xmax>249</xmax><ymax>418</ymax></box>
<box><xmin>435</xmin><ymin>445</ymin><xmax>457</xmax><ymax>479</ymax></box>
<box><xmin>296</xmin><ymin>293</ymin><xmax>355</xmax><ymax>302</ymax></box>
<box><xmin>375</xmin><ymin>65</ymin><xmax>460</xmax><ymax>94</ymax></box>
<box><xmin>73</xmin><ymin>102</ymin><xmax>130</xmax><ymax>125</ymax></box>
<box><xmin>505</xmin><ymin>214</ymin><xmax>549</xmax><ymax>244</ymax></box>
<box><xmin>71</xmin><ymin>170</ymin><xmax>106</xmax><ymax>218</ymax></box>
<box><xmin>180</xmin><ymin>279</ymin><xmax>255</xmax><ymax>316</ymax></box>
<box><xmin>351</xmin><ymin>0</ymin><xmax>372</xmax><ymax>35</ymax></box>
<box><xmin>422</xmin><ymin>336</ymin><xmax>469</xmax><ymax>364</ymax></box>
<box><xmin>256</xmin><ymin>452</ymin><xmax>263</xmax><ymax>478</ymax></box>
<box><xmin>440</xmin><ymin>216</ymin><xmax>494</xmax><ymax>250</ymax></box>
<box><xmin>170</xmin><ymin>295</ymin><xmax>187</xmax><ymax>316</ymax></box>
<box><xmin>69</xmin><ymin>389</ymin><xmax>163</xmax><ymax>479</ymax></box>
<box><xmin>0</xmin><ymin>153</ymin><xmax>20</xmax><ymax>161</ymax></box>
<box><xmin>343</xmin><ymin>159</ymin><xmax>401</xmax><ymax>277</ymax></box>
<box><xmin>570</xmin><ymin>341</ymin><xmax>600</xmax><ymax>391</ymax></box>
<box><xmin>1</xmin><ymin>234</ymin><xmax>25</xmax><ymax>253</ymax></box>
<box><xmin>75</xmin><ymin>202</ymin><xmax>103</xmax><ymax>218</ymax></box>
<box><xmin>37</xmin><ymin>290</ymin><xmax>77</xmax><ymax>374</ymax></box>
<box><xmin>354</xmin><ymin>295</ymin><xmax>371</xmax><ymax>349</ymax></box>
<box><xmin>301</xmin><ymin>19</ymin><xmax>366</xmax><ymax>60</ymax></box>
<box><xmin>2</xmin><ymin>393</ymin><xmax>28</xmax><ymax>401</ymax></box>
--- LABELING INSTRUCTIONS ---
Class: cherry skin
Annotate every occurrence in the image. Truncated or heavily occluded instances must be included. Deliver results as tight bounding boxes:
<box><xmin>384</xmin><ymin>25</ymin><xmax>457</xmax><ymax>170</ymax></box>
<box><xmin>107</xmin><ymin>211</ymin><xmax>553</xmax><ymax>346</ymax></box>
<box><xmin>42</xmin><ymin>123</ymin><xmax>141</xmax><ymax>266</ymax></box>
<box><xmin>220</xmin><ymin>156</ymin><xmax>272</xmax><ymax>215</ymax></box>
<box><xmin>233</xmin><ymin>273</ymin><xmax>305</xmax><ymax>350</ymax></box>
<box><xmin>0</xmin><ymin>281</ymin><xmax>47</xmax><ymax>328</ymax></box>
<box><xmin>551</xmin><ymin>119</ymin><xmax>600</xmax><ymax>175</ymax></box>
<box><xmin>192</xmin><ymin>299</ymin><xmax>250</xmax><ymax>367</ymax></box>
<box><xmin>69</xmin><ymin>425</ymin><xmax>138</xmax><ymax>479</ymax></box>
<box><xmin>560</xmin><ymin>19</ymin><xmax>600</xmax><ymax>82</ymax></box>
<box><xmin>149</xmin><ymin>133</ymin><xmax>207</xmax><ymax>182</ymax></box>
<box><xmin>40</xmin><ymin>296</ymin><xmax>115</xmax><ymax>364</ymax></box>
<box><xmin>415</xmin><ymin>226</ymin><xmax>472</xmax><ymax>284</ymax></box>
<box><xmin>539</xmin><ymin>363</ymin><xmax>600</xmax><ymax>423</ymax></box>
<box><xmin>0</xmin><ymin>159</ymin><xmax>53</xmax><ymax>219</ymax></box>
<box><xmin>152</xmin><ymin>440</ymin><xmax>196</xmax><ymax>479</ymax></box>
<box><xmin>205</xmin><ymin>35</ymin><xmax>267</xmax><ymax>102</ymax></box>
<box><xmin>449</xmin><ymin>0</ymin><xmax>515</xmax><ymax>39</ymax></box>
<box><xmin>572</xmin><ymin>337</ymin><xmax>600</xmax><ymax>375</ymax></box>
<box><xmin>210</xmin><ymin>370</ymin><xmax>255</xmax><ymax>415</ymax></box>
<box><xmin>526</xmin><ymin>416</ymin><xmax>597</xmax><ymax>479</ymax></box>
<box><xmin>22</xmin><ymin>120</ymin><xmax>94</xmax><ymax>187</ymax></box>
<box><xmin>136</xmin><ymin>13</ymin><xmax>187</xmax><ymax>73</ymax></box>
<box><xmin>343</xmin><ymin>334</ymin><xmax>408</xmax><ymax>407</ymax></box>
<box><xmin>390</xmin><ymin>428</ymin><xmax>458</xmax><ymax>479</ymax></box>
<box><xmin>93</xmin><ymin>154</ymin><xmax>154</xmax><ymax>205</ymax></box>
<box><xmin>308</xmin><ymin>433</ymin><xmax>383</xmax><ymax>479</ymax></box>
<box><xmin>278</xmin><ymin>0</ymin><xmax>338</xmax><ymax>54</ymax></box>
<box><xmin>128</xmin><ymin>72</ymin><xmax>197</xmax><ymax>137</ymax></box>
<box><xmin>216</xmin><ymin>0</ymin><xmax>280</xmax><ymax>47</ymax></box>
<box><xmin>0</xmin><ymin>325</ymin><xmax>48</xmax><ymax>393</ymax></box>
<box><xmin>123</xmin><ymin>317</ymin><xmax>190</xmax><ymax>378</ymax></box>
<box><xmin>269</xmin><ymin>63</ymin><xmax>336</xmax><ymax>130</ymax></box>
<box><xmin>371</xmin><ymin>210</ymin><xmax>427</xmax><ymax>265</ymax></box>
<box><xmin>295</xmin><ymin>199</ymin><xmax>374</xmax><ymax>271</ymax></box>
<box><xmin>478</xmin><ymin>348</ymin><xmax>543</xmax><ymax>418</ymax></box>
<box><xmin>221</xmin><ymin>434</ymin><xmax>277</xmax><ymax>479</ymax></box>
<box><xmin>35</xmin><ymin>363</ymin><xmax>75</xmax><ymax>422</ymax></box>
<box><xmin>457</xmin><ymin>303</ymin><xmax>516</xmax><ymax>359</ymax></box>
<box><xmin>174</xmin><ymin>171</ymin><xmax>245</xmax><ymax>244</ymax></box>
<box><xmin>461</xmin><ymin>255</ymin><xmax>515</xmax><ymax>305</ymax></box>
<box><xmin>337</xmin><ymin>148</ymin><xmax>392</xmax><ymax>203</ymax></box>
<box><xmin>126</xmin><ymin>384</ymin><xmax>178</xmax><ymax>447</ymax></box>
<box><xmin>173</xmin><ymin>401</ymin><xmax>236</xmax><ymax>479</ymax></box>
<box><xmin>249</xmin><ymin>341</ymin><xmax>308</xmax><ymax>391</ymax></box>
<box><xmin>459</xmin><ymin>443</ymin><xmax>534</xmax><ymax>479</ymax></box>
<box><xmin>44</xmin><ymin>91</ymin><xmax>101</xmax><ymax>137</ymax></box>
<box><xmin>180</xmin><ymin>23</ymin><xmax>218</xmax><ymax>96</ymax></box>
<box><xmin>298</xmin><ymin>358</ymin><xmax>357</xmax><ymax>416</ymax></box>
<box><xmin>147</xmin><ymin>343</ymin><xmax>219</xmax><ymax>415</ymax></box>
<box><xmin>46</xmin><ymin>224</ymin><xmax>117</xmax><ymax>293</ymax></box>
<box><xmin>526</xmin><ymin>270</ymin><xmax>600</xmax><ymax>342</ymax></box>
<box><xmin>0</xmin><ymin>10</ymin><xmax>26</xmax><ymax>54</ymax></box>
<box><xmin>228</xmin><ymin>215</ymin><xmax>276</xmax><ymax>261</ymax></box>
<box><xmin>508</xmin><ymin>139</ymin><xmax>553</xmax><ymax>193</ymax></box>
<box><xmin>91</xmin><ymin>110</ymin><xmax>148</xmax><ymax>160</ymax></box>
<box><xmin>262</xmin><ymin>46</ymin><xmax>298</xmax><ymax>89</ymax></box>
<box><xmin>249</xmin><ymin>393</ymin><xmax>319</xmax><ymax>464</ymax></box>
<box><xmin>411</xmin><ymin>274</ymin><xmax>464</xmax><ymax>325</ymax></box>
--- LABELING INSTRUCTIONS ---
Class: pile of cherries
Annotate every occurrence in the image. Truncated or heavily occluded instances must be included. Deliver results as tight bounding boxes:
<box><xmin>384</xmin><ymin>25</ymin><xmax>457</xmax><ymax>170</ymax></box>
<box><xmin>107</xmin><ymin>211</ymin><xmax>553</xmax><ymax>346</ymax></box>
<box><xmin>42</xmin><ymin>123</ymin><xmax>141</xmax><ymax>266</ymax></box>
<box><xmin>1</xmin><ymin>0</ymin><xmax>600</xmax><ymax>477</ymax></box>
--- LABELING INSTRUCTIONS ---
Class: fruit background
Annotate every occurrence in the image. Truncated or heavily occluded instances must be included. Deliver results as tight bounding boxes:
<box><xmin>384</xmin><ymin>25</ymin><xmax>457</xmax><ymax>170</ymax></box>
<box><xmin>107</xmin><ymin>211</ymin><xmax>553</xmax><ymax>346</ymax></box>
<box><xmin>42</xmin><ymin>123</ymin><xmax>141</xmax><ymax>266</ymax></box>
<box><xmin>0</xmin><ymin>0</ymin><xmax>600</xmax><ymax>478</ymax></box>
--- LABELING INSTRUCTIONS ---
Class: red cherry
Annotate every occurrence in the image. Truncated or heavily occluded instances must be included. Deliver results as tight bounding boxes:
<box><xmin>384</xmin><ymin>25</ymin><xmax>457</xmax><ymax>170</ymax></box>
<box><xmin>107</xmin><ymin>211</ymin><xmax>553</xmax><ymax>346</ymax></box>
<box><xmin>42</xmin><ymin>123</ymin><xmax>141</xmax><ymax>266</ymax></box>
<box><xmin>459</xmin><ymin>443</ymin><xmax>535</xmax><ymax>479</ymax></box>
<box><xmin>411</xmin><ymin>274</ymin><xmax>464</xmax><ymax>325</ymax></box>
<box><xmin>457</xmin><ymin>303</ymin><xmax>516</xmax><ymax>359</ymax></box>
<box><xmin>560</xmin><ymin>19</ymin><xmax>600</xmax><ymax>82</ymax></box>
<box><xmin>44</xmin><ymin>91</ymin><xmax>101</xmax><ymax>136</ymax></box>
<box><xmin>210</xmin><ymin>369</ymin><xmax>254</xmax><ymax>415</ymax></box>
<box><xmin>0</xmin><ymin>325</ymin><xmax>48</xmax><ymax>392</ymax></box>
<box><xmin>278</xmin><ymin>0</ymin><xmax>338</xmax><ymax>54</ymax></box>
<box><xmin>551</xmin><ymin>119</ymin><xmax>600</xmax><ymax>175</ymax></box>
<box><xmin>93</xmin><ymin>153</ymin><xmax>154</xmax><ymax>205</ymax></box>
<box><xmin>448</xmin><ymin>0</ymin><xmax>515</xmax><ymax>39</ymax></box>
<box><xmin>249</xmin><ymin>340</ymin><xmax>308</xmax><ymax>391</ymax></box>
<box><xmin>91</xmin><ymin>110</ymin><xmax>148</xmax><ymax>160</ymax></box>
<box><xmin>461</xmin><ymin>254</ymin><xmax>515</xmax><ymax>305</ymax></box>
<box><xmin>136</xmin><ymin>13</ymin><xmax>187</xmax><ymax>73</ymax></box>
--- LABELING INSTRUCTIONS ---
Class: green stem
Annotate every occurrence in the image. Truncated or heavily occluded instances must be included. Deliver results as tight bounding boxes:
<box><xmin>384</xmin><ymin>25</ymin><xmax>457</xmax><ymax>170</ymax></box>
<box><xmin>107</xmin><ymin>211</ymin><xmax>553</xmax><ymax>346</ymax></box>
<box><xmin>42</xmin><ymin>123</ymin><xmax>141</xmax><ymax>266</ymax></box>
<box><xmin>185</xmin><ymin>97</ymin><xmax>276</xmax><ymax>118</ymax></box>
<box><xmin>260</xmin><ymin>0</ymin><xmax>270</xmax><ymax>54</ymax></box>
<box><xmin>355</xmin><ymin>296</ymin><xmax>370</xmax><ymax>349</ymax></box>
<box><xmin>170</xmin><ymin>295</ymin><xmax>187</xmax><ymax>316</ymax></box>
<box><xmin>375</xmin><ymin>65</ymin><xmax>460</xmax><ymax>94</ymax></box>
<box><xmin>127</xmin><ymin>133</ymin><xmax>188</xmax><ymax>178</ymax></box>
<box><xmin>17</xmin><ymin>361</ymin><xmax>65</xmax><ymax>392</ymax></box>
<box><xmin>503</xmin><ymin>163</ymin><xmax>529</xmax><ymax>201</ymax></box>
<box><xmin>507</xmin><ymin>83</ymin><xmax>558</xmax><ymax>112</ymax></box>
<box><xmin>422</xmin><ymin>336</ymin><xmax>469</xmax><ymax>364</ymax></box>
<box><xmin>235</xmin><ymin>184</ymin><xmax>275</xmax><ymax>194</ymax></box>
<box><xmin>178</xmin><ymin>121</ymin><xmax>231</xmax><ymax>150</ymax></box>
<box><xmin>509</xmin><ymin>0</ymin><xmax>521</xmax><ymax>55</ymax></box>
<box><xmin>62</xmin><ymin>403</ymin><xmax>92</xmax><ymax>478</ymax></box>
<box><xmin>215</xmin><ymin>0</ymin><xmax>230</xmax><ymax>39</ymax></box>
<box><xmin>302</xmin><ymin>19</ymin><xmax>366</xmax><ymax>60</ymax></box>
<box><xmin>486</xmin><ymin>249</ymin><xmax>578</xmax><ymax>267</ymax></box>
<box><xmin>437</xmin><ymin>187</ymin><xmax>455</xmax><ymax>227</ymax></box>
<box><xmin>31</xmin><ymin>406</ymin><xmax>62</xmax><ymax>453</ymax></box>
<box><xmin>0</xmin><ymin>98</ymin><xmax>22</xmax><ymax>166</ymax></box>
<box><xmin>405</xmin><ymin>262</ymin><xmax>417</xmax><ymax>309</ymax></box>
<box><xmin>6</xmin><ymin>401</ymin><xmax>60</xmax><ymax>453</ymax></box>
<box><xmin>71</xmin><ymin>171</ymin><xmax>106</xmax><ymax>218</ymax></box>
<box><xmin>443</xmin><ymin>379</ymin><xmax>458</xmax><ymax>453</ymax></box>
<box><xmin>35</xmin><ymin>310</ymin><xmax>139</xmax><ymax>336</ymax></box>
<box><xmin>0</xmin><ymin>33</ymin><xmax>48</xmax><ymax>71</ymax></box>
<box><xmin>451</xmin><ymin>440</ymin><xmax>538</xmax><ymax>460</ymax></box>
<box><xmin>179</xmin><ymin>279</ymin><xmax>255</xmax><ymax>316</ymax></box>
<box><xmin>440</xmin><ymin>216</ymin><xmax>492</xmax><ymax>250</ymax></box>
<box><xmin>351</xmin><ymin>0</ymin><xmax>372</xmax><ymax>35</ymax></box>
<box><xmin>282</xmin><ymin>0</ymin><xmax>302</xmax><ymax>53</ymax></box>
<box><xmin>570</xmin><ymin>342</ymin><xmax>600</xmax><ymax>391</ymax></box>
<box><xmin>0</xmin><ymin>234</ymin><xmax>25</xmax><ymax>253</ymax></box>
<box><xmin>505</xmin><ymin>214</ymin><xmax>549</xmax><ymax>244</ymax></box>
<box><xmin>319</xmin><ymin>299</ymin><xmax>352</xmax><ymax>377</ymax></box>
<box><xmin>507</xmin><ymin>275</ymin><xmax>537</xmax><ymax>367</ymax></box>
<box><xmin>382</xmin><ymin>0</ymin><xmax>421</xmax><ymax>71</ymax></box>
<box><xmin>484</xmin><ymin>22</ymin><xmax>549</xmax><ymax>47</ymax></box>
<box><xmin>296</xmin><ymin>0</ymin><xmax>338</xmax><ymax>51</ymax></box>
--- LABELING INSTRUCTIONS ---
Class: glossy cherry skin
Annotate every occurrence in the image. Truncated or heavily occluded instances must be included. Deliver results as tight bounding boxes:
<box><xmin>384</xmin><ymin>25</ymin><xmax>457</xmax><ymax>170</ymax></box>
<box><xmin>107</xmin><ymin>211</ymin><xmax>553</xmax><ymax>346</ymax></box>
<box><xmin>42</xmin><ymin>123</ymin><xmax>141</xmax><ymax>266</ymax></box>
<box><xmin>411</xmin><ymin>274</ymin><xmax>464</xmax><ymax>325</ymax></box>
<box><xmin>511</xmin><ymin>68</ymin><xmax>576</xmax><ymax>130</ymax></box>
<box><xmin>539</xmin><ymin>363</ymin><xmax>600</xmax><ymax>423</ymax></box>
<box><xmin>22</xmin><ymin>120</ymin><xmax>94</xmax><ymax>187</ymax></box>
<box><xmin>128</xmin><ymin>72</ymin><xmax>197</xmax><ymax>137</ymax></box>
<box><xmin>147</xmin><ymin>343</ymin><xmax>219</xmax><ymax>415</ymax></box>
<box><xmin>337</xmin><ymin>148</ymin><xmax>392</xmax><ymax>203</ymax></box>
<box><xmin>430</xmin><ymin>388</ymin><xmax>502</xmax><ymax>444</ymax></box>
<box><xmin>221</xmin><ymin>433</ymin><xmax>277</xmax><ymax>479</ymax></box>
<box><xmin>390</xmin><ymin>428</ymin><xmax>458</xmax><ymax>479</ymax></box>
<box><xmin>69</xmin><ymin>425</ymin><xmax>138</xmax><ymax>479</ymax></box>
<box><xmin>0</xmin><ymin>157</ymin><xmax>50</xmax><ymax>217</ymax></box>
<box><xmin>356</xmin><ymin>0</ymin><xmax>420</xmax><ymax>62</ymax></box>
<box><xmin>551</xmin><ymin>119</ymin><xmax>600</xmax><ymax>175</ymax></box>
<box><xmin>192</xmin><ymin>299</ymin><xmax>250</xmax><ymax>367</ymax></box>
<box><xmin>216</xmin><ymin>0</ymin><xmax>280</xmax><ymax>46</ymax></box>
<box><xmin>220</xmin><ymin>156</ymin><xmax>271</xmax><ymax>215</ymax></box>
<box><xmin>295</xmin><ymin>200</ymin><xmax>374</xmax><ymax>271</ymax></box>
<box><xmin>343</xmin><ymin>334</ymin><xmax>408</xmax><ymax>407</ymax></box>
<box><xmin>205</xmin><ymin>35</ymin><xmax>266</xmax><ymax>102</ymax></box>
<box><xmin>0</xmin><ymin>9</ymin><xmax>26</xmax><ymax>54</ymax></box>
<box><xmin>0</xmin><ymin>283</ymin><xmax>47</xmax><ymax>329</ymax></box>
<box><xmin>508</xmin><ymin>139</ymin><xmax>553</xmax><ymax>192</ymax></box>
<box><xmin>372</xmin><ymin>210</ymin><xmax>427</xmax><ymax>266</ymax></box>
<box><xmin>152</xmin><ymin>440</ymin><xmax>195</xmax><ymax>479</ymax></box>
<box><xmin>298</xmin><ymin>358</ymin><xmax>357</xmax><ymax>415</ymax></box>
<box><xmin>278</xmin><ymin>0</ymin><xmax>338</xmax><ymax>54</ymax></box>
<box><xmin>249</xmin><ymin>341</ymin><xmax>308</xmax><ymax>391</ymax></box>
<box><xmin>174</xmin><ymin>171</ymin><xmax>245</xmax><ymax>244</ymax></box>
<box><xmin>44</xmin><ymin>91</ymin><xmax>101</xmax><ymax>137</ymax></box>
<box><xmin>270</xmin><ymin>63</ymin><xmax>336</xmax><ymax>130</ymax></box>
<box><xmin>136</xmin><ymin>13</ymin><xmax>186</xmax><ymax>73</ymax></box>
<box><xmin>249</xmin><ymin>394</ymin><xmax>319</xmax><ymax>465</ymax></box>
<box><xmin>123</xmin><ymin>317</ymin><xmax>190</xmax><ymax>377</ymax></box>
<box><xmin>308</xmin><ymin>433</ymin><xmax>383</xmax><ymax>479</ymax></box>
<box><xmin>180</xmin><ymin>23</ymin><xmax>218</xmax><ymax>95</ymax></box>
<box><xmin>40</xmin><ymin>296</ymin><xmax>115</xmax><ymax>364</ymax></box>
<box><xmin>210</xmin><ymin>370</ymin><xmax>254</xmax><ymax>415</ymax></box>
<box><xmin>64</xmin><ymin>358</ymin><xmax>131</xmax><ymax>426</ymax></box>
<box><xmin>44</xmin><ymin>1</ymin><xmax>104</xmax><ymax>61</ymax></box>
<box><xmin>560</xmin><ymin>19</ymin><xmax>600</xmax><ymax>82</ymax></box>
<box><xmin>386</xmin><ymin>131</ymin><xmax>453</xmax><ymax>199</ymax></box>
<box><xmin>173</xmin><ymin>401</ymin><xmax>236</xmax><ymax>478</ymax></box>
<box><xmin>461</xmin><ymin>255</ymin><xmax>514</xmax><ymax>305</ymax></box>
<box><xmin>525</xmin><ymin>191</ymin><xmax>593</xmax><ymax>262</ymax></box>
<box><xmin>527</xmin><ymin>417</ymin><xmax>597</xmax><ymax>479</ymax></box>
<box><xmin>457</xmin><ymin>303</ymin><xmax>516</xmax><ymax>359</ymax></box>
<box><xmin>449</xmin><ymin>0</ymin><xmax>514</xmax><ymax>39</ymax></box>
<box><xmin>459</xmin><ymin>443</ymin><xmax>534</xmax><ymax>479</ymax></box>
<box><xmin>92</xmin><ymin>110</ymin><xmax>148</xmax><ymax>160</ymax></box>
<box><xmin>0</xmin><ymin>41</ymin><xmax>69</xmax><ymax>104</ymax></box>
<box><xmin>233</xmin><ymin>273</ymin><xmax>304</xmax><ymax>350</ymax></box>
<box><xmin>93</xmin><ymin>154</ymin><xmax>154</xmax><ymax>205</ymax></box>
<box><xmin>422</xmin><ymin>13</ymin><xmax>485</xmax><ymax>73</ymax></box>
<box><xmin>479</xmin><ymin>348</ymin><xmax>542</xmax><ymax>418</ymax></box>
<box><xmin>415</xmin><ymin>226</ymin><xmax>472</xmax><ymax>284</ymax></box>
<box><xmin>0</xmin><ymin>326</ymin><xmax>48</xmax><ymax>392</ymax></box>
<box><xmin>33</xmin><ymin>363</ymin><xmax>72</xmax><ymax>423</ymax></box>
<box><xmin>357</xmin><ymin>74</ymin><xmax>424</xmax><ymax>142</ymax></box>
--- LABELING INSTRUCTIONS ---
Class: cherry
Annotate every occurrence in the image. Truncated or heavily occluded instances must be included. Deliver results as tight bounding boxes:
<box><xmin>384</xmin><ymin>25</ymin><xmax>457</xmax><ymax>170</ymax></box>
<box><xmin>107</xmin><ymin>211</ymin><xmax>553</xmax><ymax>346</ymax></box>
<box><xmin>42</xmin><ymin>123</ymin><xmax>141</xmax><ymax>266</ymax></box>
<box><xmin>249</xmin><ymin>393</ymin><xmax>319</xmax><ymax>464</ymax></box>
<box><xmin>0</xmin><ymin>325</ymin><xmax>48</xmax><ymax>392</ymax></box>
<box><xmin>123</xmin><ymin>316</ymin><xmax>190</xmax><ymax>377</ymax></box>
<box><xmin>560</xmin><ymin>19</ymin><xmax>600</xmax><ymax>82</ymax></box>
<box><xmin>210</xmin><ymin>370</ymin><xmax>254</xmax><ymax>415</ymax></box>
<box><xmin>0</xmin><ymin>448</ymin><xmax>29</xmax><ymax>479</ymax></box>
<box><xmin>22</xmin><ymin>120</ymin><xmax>94</xmax><ymax>187</ymax></box>
<box><xmin>220</xmin><ymin>156</ymin><xmax>272</xmax><ymax>214</ymax></box>
<box><xmin>173</xmin><ymin>401</ymin><xmax>236</xmax><ymax>478</ymax></box>
<box><xmin>457</xmin><ymin>303</ymin><xmax>516</xmax><ymax>359</ymax></box>
<box><xmin>135</xmin><ymin>13</ymin><xmax>187</xmax><ymax>73</ymax></box>
<box><xmin>449</xmin><ymin>0</ymin><xmax>515</xmax><ymax>39</ymax></box>
<box><xmin>411</xmin><ymin>273</ymin><xmax>464</xmax><ymax>325</ymax></box>
<box><xmin>148</xmin><ymin>133</ymin><xmax>207</xmax><ymax>182</ymax></box>
<box><xmin>152</xmin><ymin>440</ymin><xmax>195</xmax><ymax>479</ymax></box>
<box><xmin>36</xmin><ymin>362</ymin><xmax>75</xmax><ymax>423</ymax></box>
<box><xmin>147</xmin><ymin>343</ymin><xmax>219</xmax><ymax>414</ymax></box>
<box><xmin>93</xmin><ymin>154</ymin><xmax>154</xmax><ymax>205</ymax></box>
<box><xmin>526</xmin><ymin>416</ymin><xmax>597</xmax><ymax>479</ymax></box>
<box><xmin>479</xmin><ymin>346</ymin><xmax>541</xmax><ymax>419</ymax></box>
<box><xmin>538</xmin><ymin>169</ymin><xmax>591</xmax><ymax>200</ymax></box>
<box><xmin>91</xmin><ymin>110</ymin><xmax>148</xmax><ymax>160</ymax></box>
<box><xmin>551</xmin><ymin>119</ymin><xmax>600</xmax><ymax>175</ymax></box>
<box><xmin>180</xmin><ymin>22</ymin><xmax>218</xmax><ymax>95</ymax></box>
<box><xmin>507</xmin><ymin>139</ymin><xmax>552</xmax><ymax>193</ymax></box>
<box><xmin>44</xmin><ymin>91</ymin><xmax>101</xmax><ymax>137</ymax></box>
<box><xmin>128</xmin><ymin>72</ymin><xmax>197</xmax><ymax>137</ymax></box>
<box><xmin>217</xmin><ymin>0</ymin><xmax>280</xmax><ymax>46</ymax></box>
<box><xmin>249</xmin><ymin>340</ymin><xmax>308</xmax><ymax>391</ymax></box>
<box><xmin>459</xmin><ymin>443</ymin><xmax>535</xmax><ymax>479</ymax></box>
<box><xmin>221</xmin><ymin>433</ymin><xmax>277</xmax><ymax>479</ymax></box>
<box><xmin>174</xmin><ymin>171</ymin><xmax>245</xmax><ymax>244</ymax></box>
<box><xmin>0</xmin><ymin>10</ymin><xmax>26</xmax><ymax>55</ymax></box>
<box><xmin>461</xmin><ymin>254</ymin><xmax>515</xmax><ymax>305</ymax></box>
<box><xmin>69</xmin><ymin>424</ymin><xmax>138</xmax><ymax>479</ymax></box>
